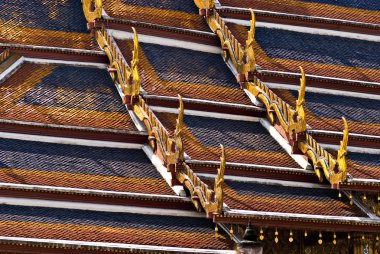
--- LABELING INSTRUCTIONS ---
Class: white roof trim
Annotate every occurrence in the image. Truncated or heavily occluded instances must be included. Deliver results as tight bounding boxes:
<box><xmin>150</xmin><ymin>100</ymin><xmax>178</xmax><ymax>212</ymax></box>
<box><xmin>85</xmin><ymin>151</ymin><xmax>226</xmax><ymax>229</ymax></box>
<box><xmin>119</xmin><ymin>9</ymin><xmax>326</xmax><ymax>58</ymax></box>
<box><xmin>0</xmin><ymin>131</ymin><xmax>143</xmax><ymax>149</ymax></box>
<box><xmin>320</xmin><ymin>143</ymin><xmax>380</xmax><ymax>155</ymax></box>
<box><xmin>197</xmin><ymin>173</ymin><xmax>328</xmax><ymax>189</ymax></box>
<box><xmin>219</xmin><ymin>6</ymin><xmax>378</xmax><ymax>30</ymax></box>
<box><xmin>226</xmin><ymin>209</ymin><xmax>380</xmax><ymax>223</ymax></box>
<box><xmin>260</xmin><ymin>119</ymin><xmax>311</xmax><ymax>169</ymax></box>
<box><xmin>0</xmin><ymin>182</ymin><xmax>188</xmax><ymax>201</ymax></box>
<box><xmin>143</xmin><ymin>145</ymin><xmax>186</xmax><ymax>197</ymax></box>
<box><xmin>150</xmin><ymin>106</ymin><xmax>261</xmax><ymax>122</ymax></box>
<box><xmin>0</xmin><ymin>56</ymin><xmax>24</xmax><ymax>82</ymax></box>
<box><xmin>109</xmin><ymin>29</ymin><xmax>222</xmax><ymax>54</ymax></box>
<box><xmin>347</xmin><ymin>178</ymin><xmax>380</xmax><ymax>184</ymax></box>
<box><xmin>259</xmin><ymin>69</ymin><xmax>380</xmax><ymax>87</ymax></box>
<box><xmin>264</xmin><ymin>82</ymin><xmax>380</xmax><ymax>101</ymax></box>
<box><xmin>0</xmin><ymin>237</ymin><xmax>234</xmax><ymax>254</ymax></box>
<box><xmin>187</xmin><ymin>159</ymin><xmax>305</xmax><ymax>172</ymax></box>
<box><xmin>144</xmin><ymin>94</ymin><xmax>262</xmax><ymax>111</ymax></box>
<box><xmin>224</xmin><ymin>19</ymin><xmax>380</xmax><ymax>42</ymax></box>
<box><xmin>0</xmin><ymin>197</ymin><xmax>201</xmax><ymax>218</ymax></box>
<box><xmin>24</xmin><ymin>57</ymin><xmax>108</xmax><ymax>68</ymax></box>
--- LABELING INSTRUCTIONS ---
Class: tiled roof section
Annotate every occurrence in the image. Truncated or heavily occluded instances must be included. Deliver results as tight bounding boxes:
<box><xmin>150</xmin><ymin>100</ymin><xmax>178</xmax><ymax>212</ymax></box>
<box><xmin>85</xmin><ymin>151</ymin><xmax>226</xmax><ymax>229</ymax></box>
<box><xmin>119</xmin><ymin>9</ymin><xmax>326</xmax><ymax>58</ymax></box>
<box><xmin>0</xmin><ymin>26</ymin><xmax>98</xmax><ymax>50</ymax></box>
<box><xmin>0</xmin><ymin>63</ymin><xmax>136</xmax><ymax>131</ymax></box>
<box><xmin>228</xmin><ymin>24</ymin><xmax>380</xmax><ymax>83</ymax></box>
<box><xmin>206</xmin><ymin>179</ymin><xmax>365</xmax><ymax>217</ymax></box>
<box><xmin>0</xmin><ymin>0</ymin><xmax>97</xmax><ymax>50</ymax></box>
<box><xmin>299</xmin><ymin>0</ymin><xmax>380</xmax><ymax>11</ymax></box>
<box><xmin>103</xmin><ymin>0</ymin><xmax>209</xmax><ymax>32</ymax></box>
<box><xmin>0</xmin><ymin>205</ymin><xmax>233</xmax><ymax>250</ymax></box>
<box><xmin>155</xmin><ymin>112</ymin><xmax>301</xmax><ymax>168</ymax></box>
<box><xmin>256</xmin><ymin>27</ymin><xmax>380</xmax><ymax>70</ymax></box>
<box><xmin>0</xmin><ymin>138</ymin><xmax>174</xmax><ymax>195</ymax></box>
<box><xmin>116</xmin><ymin>40</ymin><xmax>252</xmax><ymax>105</ymax></box>
<box><xmin>271</xmin><ymin>89</ymin><xmax>380</xmax><ymax>136</ymax></box>
<box><xmin>1</xmin><ymin>0</ymin><xmax>88</xmax><ymax>32</ymax></box>
<box><xmin>346</xmin><ymin>152</ymin><xmax>380</xmax><ymax>180</ymax></box>
<box><xmin>218</xmin><ymin>0</ymin><xmax>380</xmax><ymax>24</ymax></box>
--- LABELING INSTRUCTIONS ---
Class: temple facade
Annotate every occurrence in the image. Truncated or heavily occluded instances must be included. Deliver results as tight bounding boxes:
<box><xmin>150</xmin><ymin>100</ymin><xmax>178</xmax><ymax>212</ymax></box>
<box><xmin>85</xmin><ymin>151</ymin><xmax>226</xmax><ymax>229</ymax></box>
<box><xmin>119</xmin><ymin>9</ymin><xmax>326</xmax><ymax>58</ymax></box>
<box><xmin>0</xmin><ymin>0</ymin><xmax>379</xmax><ymax>253</ymax></box>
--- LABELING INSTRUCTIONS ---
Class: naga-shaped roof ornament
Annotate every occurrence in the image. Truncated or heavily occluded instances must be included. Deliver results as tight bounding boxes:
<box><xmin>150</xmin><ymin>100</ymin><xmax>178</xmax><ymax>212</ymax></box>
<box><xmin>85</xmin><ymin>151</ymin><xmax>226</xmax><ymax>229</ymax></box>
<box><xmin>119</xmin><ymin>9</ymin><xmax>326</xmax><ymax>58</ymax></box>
<box><xmin>82</xmin><ymin>0</ymin><xmax>102</xmax><ymax>23</ymax></box>
<box><xmin>194</xmin><ymin>0</ymin><xmax>215</xmax><ymax>10</ymax></box>
<box><xmin>245</xmin><ymin>9</ymin><xmax>256</xmax><ymax>74</ymax></box>
<box><xmin>296</xmin><ymin>66</ymin><xmax>307</xmax><ymax>132</ymax></box>
<box><xmin>215</xmin><ymin>145</ymin><xmax>226</xmax><ymax>214</ymax></box>
<box><xmin>174</xmin><ymin>95</ymin><xmax>185</xmax><ymax>162</ymax></box>
<box><xmin>336</xmin><ymin>117</ymin><xmax>349</xmax><ymax>181</ymax></box>
<box><xmin>130</xmin><ymin>27</ymin><xmax>140</xmax><ymax>96</ymax></box>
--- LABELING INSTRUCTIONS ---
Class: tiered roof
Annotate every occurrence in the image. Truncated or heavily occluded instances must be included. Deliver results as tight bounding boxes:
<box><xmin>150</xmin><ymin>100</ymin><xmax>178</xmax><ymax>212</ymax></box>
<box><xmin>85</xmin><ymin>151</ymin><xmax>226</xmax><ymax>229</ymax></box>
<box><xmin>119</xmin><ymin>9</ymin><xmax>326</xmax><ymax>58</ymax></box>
<box><xmin>0</xmin><ymin>0</ymin><xmax>379</xmax><ymax>253</ymax></box>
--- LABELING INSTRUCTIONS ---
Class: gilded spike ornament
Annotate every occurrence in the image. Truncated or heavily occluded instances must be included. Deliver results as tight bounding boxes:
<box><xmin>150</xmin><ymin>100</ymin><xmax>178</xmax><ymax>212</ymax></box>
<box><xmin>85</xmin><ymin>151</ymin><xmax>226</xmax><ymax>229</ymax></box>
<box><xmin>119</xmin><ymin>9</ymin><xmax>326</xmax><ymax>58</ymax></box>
<box><xmin>336</xmin><ymin>117</ymin><xmax>349</xmax><ymax>181</ymax></box>
<box><xmin>194</xmin><ymin>0</ymin><xmax>215</xmax><ymax>10</ymax></box>
<box><xmin>214</xmin><ymin>145</ymin><xmax>226</xmax><ymax>214</ymax></box>
<box><xmin>130</xmin><ymin>27</ymin><xmax>140</xmax><ymax>96</ymax></box>
<box><xmin>296</xmin><ymin>67</ymin><xmax>306</xmax><ymax>127</ymax></box>
<box><xmin>245</xmin><ymin>9</ymin><xmax>256</xmax><ymax>75</ymax></box>
<box><xmin>174</xmin><ymin>95</ymin><xmax>185</xmax><ymax>162</ymax></box>
<box><xmin>82</xmin><ymin>0</ymin><xmax>102</xmax><ymax>23</ymax></box>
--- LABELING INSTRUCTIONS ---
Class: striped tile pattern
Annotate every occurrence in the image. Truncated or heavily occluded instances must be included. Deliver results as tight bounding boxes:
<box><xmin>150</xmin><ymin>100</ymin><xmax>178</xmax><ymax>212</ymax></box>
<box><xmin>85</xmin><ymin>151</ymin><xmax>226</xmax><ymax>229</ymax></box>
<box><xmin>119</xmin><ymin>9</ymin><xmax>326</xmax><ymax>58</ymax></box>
<box><xmin>103</xmin><ymin>0</ymin><xmax>209</xmax><ymax>32</ymax></box>
<box><xmin>116</xmin><ymin>40</ymin><xmax>252</xmax><ymax>105</ymax></box>
<box><xmin>219</xmin><ymin>0</ymin><xmax>380</xmax><ymax>24</ymax></box>
<box><xmin>272</xmin><ymin>89</ymin><xmax>380</xmax><ymax>136</ymax></box>
<box><xmin>0</xmin><ymin>63</ymin><xmax>136</xmax><ymax>130</ymax></box>
<box><xmin>228</xmin><ymin>24</ymin><xmax>380</xmax><ymax>83</ymax></box>
<box><xmin>0</xmin><ymin>205</ymin><xmax>232</xmax><ymax>250</ymax></box>
<box><xmin>0</xmin><ymin>138</ymin><xmax>173</xmax><ymax>195</ymax></box>
<box><xmin>155</xmin><ymin>112</ymin><xmax>301</xmax><ymax>168</ymax></box>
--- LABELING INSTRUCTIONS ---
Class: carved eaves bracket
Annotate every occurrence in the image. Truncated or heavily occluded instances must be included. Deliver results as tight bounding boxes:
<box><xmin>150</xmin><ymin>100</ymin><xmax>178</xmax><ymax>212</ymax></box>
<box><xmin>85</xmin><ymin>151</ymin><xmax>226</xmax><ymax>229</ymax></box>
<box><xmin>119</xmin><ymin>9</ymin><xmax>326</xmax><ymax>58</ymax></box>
<box><xmin>246</xmin><ymin>67</ymin><xmax>307</xmax><ymax>148</ymax></box>
<box><xmin>194</xmin><ymin>0</ymin><xmax>215</xmax><ymax>16</ymax></box>
<box><xmin>298</xmin><ymin>117</ymin><xmax>349</xmax><ymax>184</ymax></box>
<box><xmin>82</xmin><ymin>0</ymin><xmax>103</xmax><ymax>28</ymax></box>
<box><xmin>176</xmin><ymin>145</ymin><xmax>226</xmax><ymax>217</ymax></box>
<box><xmin>96</xmin><ymin>26</ymin><xmax>140</xmax><ymax>104</ymax></box>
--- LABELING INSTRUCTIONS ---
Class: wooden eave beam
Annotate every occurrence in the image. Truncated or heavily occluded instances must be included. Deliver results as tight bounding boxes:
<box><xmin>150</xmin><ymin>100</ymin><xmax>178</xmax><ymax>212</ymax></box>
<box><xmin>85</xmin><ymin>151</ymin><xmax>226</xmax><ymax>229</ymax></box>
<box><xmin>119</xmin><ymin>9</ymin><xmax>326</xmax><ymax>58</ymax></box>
<box><xmin>217</xmin><ymin>8</ymin><xmax>380</xmax><ymax>36</ymax></box>
<box><xmin>94</xmin><ymin>18</ymin><xmax>220</xmax><ymax>46</ymax></box>
<box><xmin>255</xmin><ymin>71</ymin><xmax>380</xmax><ymax>96</ymax></box>
<box><xmin>334</xmin><ymin>182</ymin><xmax>380</xmax><ymax>194</ymax></box>
<box><xmin>0</xmin><ymin>45</ymin><xmax>108</xmax><ymax>64</ymax></box>
<box><xmin>214</xmin><ymin>214</ymin><xmax>380</xmax><ymax>233</ymax></box>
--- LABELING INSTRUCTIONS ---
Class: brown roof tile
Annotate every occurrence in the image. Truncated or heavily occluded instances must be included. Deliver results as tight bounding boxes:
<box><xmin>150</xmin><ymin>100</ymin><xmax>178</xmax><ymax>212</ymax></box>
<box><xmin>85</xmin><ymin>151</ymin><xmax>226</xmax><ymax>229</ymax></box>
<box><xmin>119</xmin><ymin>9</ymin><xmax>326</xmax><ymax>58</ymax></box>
<box><xmin>117</xmin><ymin>39</ymin><xmax>252</xmax><ymax>105</ymax></box>
<box><xmin>0</xmin><ymin>204</ymin><xmax>233</xmax><ymax>250</ymax></box>
<box><xmin>0</xmin><ymin>63</ymin><xmax>136</xmax><ymax>131</ymax></box>
<box><xmin>0</xmin><ymin>138</ymin><xmax>174</xmax><ymax>195</ymax></box>
<box><xmin>219</xmin><ymin>0</ymin><xmax>380</xmax><ymax>25</ymax></box>
<box><xmin>155</xmin><ymin>112</ymin><xmax>301</xmax><ymax>168</ymax></box>
<box><xmin>103</xmin><ymin>0</ymin><xmax>210</xmax><ymax>32</ymax></box>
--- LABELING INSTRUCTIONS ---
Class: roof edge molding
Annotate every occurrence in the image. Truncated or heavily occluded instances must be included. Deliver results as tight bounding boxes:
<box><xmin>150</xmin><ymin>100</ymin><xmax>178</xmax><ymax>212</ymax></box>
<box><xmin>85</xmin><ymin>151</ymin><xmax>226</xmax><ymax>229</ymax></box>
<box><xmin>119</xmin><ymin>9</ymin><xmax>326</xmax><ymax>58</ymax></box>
<box><xmin>206</xmin><ymin>10</ymin><xmax>256</xmax><ymax>84</ymax></box>
<box><xmin>95</xmin><ymin>26</ymin><xmax>141</xmax><ymax>104</ymax></box>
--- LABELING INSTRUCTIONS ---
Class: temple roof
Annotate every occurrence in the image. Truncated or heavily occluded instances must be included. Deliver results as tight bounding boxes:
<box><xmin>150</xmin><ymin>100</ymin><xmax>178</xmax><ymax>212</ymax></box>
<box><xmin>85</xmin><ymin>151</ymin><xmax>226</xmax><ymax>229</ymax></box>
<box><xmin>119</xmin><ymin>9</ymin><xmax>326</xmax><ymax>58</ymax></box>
<box><xmin>0</xmin><ymin>0</ymin><xmax>379</xmax><ymax>252</ymax></box>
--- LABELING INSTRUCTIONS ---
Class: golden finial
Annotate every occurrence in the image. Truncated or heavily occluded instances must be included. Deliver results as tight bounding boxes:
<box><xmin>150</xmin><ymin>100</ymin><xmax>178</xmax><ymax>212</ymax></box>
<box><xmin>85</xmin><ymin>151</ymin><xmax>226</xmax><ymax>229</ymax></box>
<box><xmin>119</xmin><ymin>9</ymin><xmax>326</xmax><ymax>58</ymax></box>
<box><xmin>131</xmin><ymin>27</ymin><xmax>140</xmax><ymax>96</ymax></box>
<box><xmin>82</xmin><ymin>0</ymin><xmax>103</xmax><ymax>23</ymax></box>
<box><xmin>175</xmin><ymin>95</ymin><xmax>185</xmax><ymax>162</ymax></box>
<box><xmin>215</xmin><ymin>145</ymin><xmax>226</xmax><ymax>214</ymax></box>
<box><xmin>245</xmin><ymin>9</ymin><xmax>256</xmax><ymax>73</ymax></box>
<box><xmin>295</xmin><ymin>66</ymin><xmax>307</xmax><ymax>132</ymax></box>
<box><xmin>336</xmin><ymin>117</ymin><xmax>349</xmax><ymax>181</ymax></box>
<box><xmin>194</xmin><ymin>0</ymin><xmax>215</xmax><ymax>10</ymax></box>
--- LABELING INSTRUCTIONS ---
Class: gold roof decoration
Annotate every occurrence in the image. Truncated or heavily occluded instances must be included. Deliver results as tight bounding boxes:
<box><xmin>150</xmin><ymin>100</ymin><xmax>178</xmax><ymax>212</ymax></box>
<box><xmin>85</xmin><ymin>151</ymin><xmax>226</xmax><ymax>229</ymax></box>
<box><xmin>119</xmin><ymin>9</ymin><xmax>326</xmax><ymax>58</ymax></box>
<box><xmin>174</xmin><ymin>95</ymin><xmax>185</xmax><ymax>163</ymax></box>
<box><xmin>244</xmin><ymin>9</ymin><xmax>256</xmax><ymax>77</ymax></box>
<box><xmin>194</xmin><ymin>0</ymin><xmax>215</xmax><ymax>11</ymax></box>
<box><xmin>215</xmin><ymin>144</ymin><xmax>226</xmax><ymax>214</ymax></box>
<box><xmin>82</xmin><ymin>0</ymin><xmax>102</xmax><ymax>23</ymax></box>
<box><xmin>336</xmin><ymin>117</ymin><xmax>349</xmax><ymax>182</ymax></box>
